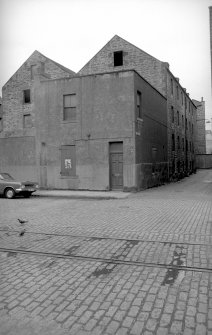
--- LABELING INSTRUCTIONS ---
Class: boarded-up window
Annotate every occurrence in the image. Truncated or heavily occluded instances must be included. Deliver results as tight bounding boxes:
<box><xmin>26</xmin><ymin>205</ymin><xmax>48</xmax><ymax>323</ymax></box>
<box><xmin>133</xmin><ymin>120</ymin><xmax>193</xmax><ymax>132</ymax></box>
<box><xmin>23</xmin><ymin>114</ymin><xmax>32</xmax><ymax>128</ymax></box>
<box><xmin>63</xmin><ymin>94</ymin><xmax>76</xmax><ymax>121</ymax></box>
<box><xmin>61</xmin><ymin>145</ymin><xmax>76</xmax><ymax>176</ymax></box>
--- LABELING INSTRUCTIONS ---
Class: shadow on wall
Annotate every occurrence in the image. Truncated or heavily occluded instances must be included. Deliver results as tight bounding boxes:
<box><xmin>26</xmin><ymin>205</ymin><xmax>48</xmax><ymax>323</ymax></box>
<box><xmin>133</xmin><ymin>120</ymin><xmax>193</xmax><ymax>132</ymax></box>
<box><xmin>136</xmin><ymin>162</ymin><xmax>169</xmax><ymax>190</ymax></box>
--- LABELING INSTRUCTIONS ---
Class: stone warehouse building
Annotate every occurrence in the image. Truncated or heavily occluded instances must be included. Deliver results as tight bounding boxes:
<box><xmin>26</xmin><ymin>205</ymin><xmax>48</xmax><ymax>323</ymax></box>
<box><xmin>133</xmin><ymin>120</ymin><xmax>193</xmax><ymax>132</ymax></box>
<box><xmin>79</xmin><ymin>35</ymin><xmax>197</xmax><ymax>178</ymax></box>
<box><xmin>0</xmin><ymin>35</ymin><xmax>200</xmax><ymax>191</ymax></box>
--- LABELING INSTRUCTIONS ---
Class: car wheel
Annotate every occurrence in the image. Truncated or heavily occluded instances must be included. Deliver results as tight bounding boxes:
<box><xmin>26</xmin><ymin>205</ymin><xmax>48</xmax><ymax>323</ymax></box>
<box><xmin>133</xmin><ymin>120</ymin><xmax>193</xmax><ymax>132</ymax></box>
<box><xmin>5</xmin><ymin>188</ymin><xmax>15</xmax><ymax>199</ymax></box>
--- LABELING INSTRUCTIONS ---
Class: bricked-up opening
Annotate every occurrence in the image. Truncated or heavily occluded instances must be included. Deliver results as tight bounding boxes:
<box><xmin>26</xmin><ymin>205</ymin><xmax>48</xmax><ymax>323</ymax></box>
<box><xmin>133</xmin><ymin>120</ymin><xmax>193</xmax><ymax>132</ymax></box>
<box><xmin>114</xmin><ymin>51</ymin><xmax>123</xmax><ymax>66</ymax></box>
<box><xmin>23</xmin><ymin>114</ymin><xmax>32</xmax><ymax>128</ymax></box>
<box><xmin>23</xmin><ymin>89</ymin><xmax>31</xmax><ymax>104</ymax></box>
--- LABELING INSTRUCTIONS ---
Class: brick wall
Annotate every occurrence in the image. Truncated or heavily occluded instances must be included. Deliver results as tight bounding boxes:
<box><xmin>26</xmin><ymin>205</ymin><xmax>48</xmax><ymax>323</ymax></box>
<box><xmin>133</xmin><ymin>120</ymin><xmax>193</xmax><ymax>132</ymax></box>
<box><xmin>193</xmin><ymin>99</ymin><xmax>206</xmax><ymax>154</ymax></box>
<box><xmin>79</xmin><ymin>35</ymin><xmax>197</xmax><ymax>176</ymax></box>
<box><xmin>167</xmin><ymin>71</ymin><xmax>196</xmax><ymax>176</ymax></box>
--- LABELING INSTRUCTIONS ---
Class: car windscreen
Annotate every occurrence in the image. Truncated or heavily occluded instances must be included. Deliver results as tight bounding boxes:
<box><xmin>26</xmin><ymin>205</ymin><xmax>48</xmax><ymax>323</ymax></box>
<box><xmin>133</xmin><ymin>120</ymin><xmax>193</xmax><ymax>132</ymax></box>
<box><xmin>0</xmin><ymin>173</ymin><xmax>14</xmax><ymax>180</ymax></box>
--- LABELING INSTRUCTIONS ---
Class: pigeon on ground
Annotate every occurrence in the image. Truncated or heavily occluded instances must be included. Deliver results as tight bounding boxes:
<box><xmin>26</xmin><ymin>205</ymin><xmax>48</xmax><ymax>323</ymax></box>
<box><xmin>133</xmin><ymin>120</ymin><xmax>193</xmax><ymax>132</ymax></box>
<box><xmin>18</xmin><ymin>219</ymin><xmax>28</xmax><ymax>224</ymax></box>
<box><xmin>19</xmin><ymin>229</ymin><xmax>26</xmax><ymax>236</ymax></box>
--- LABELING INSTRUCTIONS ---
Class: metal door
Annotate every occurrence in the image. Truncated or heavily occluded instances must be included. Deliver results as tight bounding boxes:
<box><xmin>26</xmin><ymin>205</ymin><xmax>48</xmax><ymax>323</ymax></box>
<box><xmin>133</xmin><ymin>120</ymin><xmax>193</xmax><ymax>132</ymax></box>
<box><xmin>110</xmin><ymin>152</ymin><xmax>123</xmax><ymax>190</ymax></box>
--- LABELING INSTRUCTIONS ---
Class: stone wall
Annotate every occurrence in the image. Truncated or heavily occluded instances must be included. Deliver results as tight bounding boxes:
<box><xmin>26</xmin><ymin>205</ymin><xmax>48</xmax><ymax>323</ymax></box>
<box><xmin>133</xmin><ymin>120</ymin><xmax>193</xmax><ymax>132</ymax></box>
<box><xmin>79</xmin><ymin>35</ymin><xmax>167</xmax><ymax>97</ymax></box>
<box><xmin>1</xmin><ymin>50</ymin><xmax>75</xmax><ymax>135</ymax></box>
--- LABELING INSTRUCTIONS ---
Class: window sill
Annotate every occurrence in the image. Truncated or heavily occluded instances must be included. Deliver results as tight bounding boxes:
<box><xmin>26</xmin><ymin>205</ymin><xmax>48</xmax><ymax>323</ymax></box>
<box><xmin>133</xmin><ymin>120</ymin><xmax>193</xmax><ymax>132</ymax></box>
<box><xmin>60</xmin><ymin>175</ymin><xmax>78</xmax><ymax>179</ymax></box>
<box><xmin>62</xmin><ymin>120</ymin><xmax>77</xmax><ymax>124</ymax></box>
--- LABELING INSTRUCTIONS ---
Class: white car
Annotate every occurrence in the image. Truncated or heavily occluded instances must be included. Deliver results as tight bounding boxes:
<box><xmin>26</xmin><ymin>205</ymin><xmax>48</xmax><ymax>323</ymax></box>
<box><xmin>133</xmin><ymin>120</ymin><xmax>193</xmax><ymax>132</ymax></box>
<box><xmin>0</xmin><ymin>173</ymin><xmax>39</xmax><ymax>199</ymax></box>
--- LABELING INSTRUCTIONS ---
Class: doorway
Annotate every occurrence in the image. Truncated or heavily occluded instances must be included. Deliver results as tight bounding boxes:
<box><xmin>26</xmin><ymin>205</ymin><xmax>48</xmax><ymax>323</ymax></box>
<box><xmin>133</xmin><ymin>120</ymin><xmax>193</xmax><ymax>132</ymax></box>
<box><xmin>109</xmin><ymin>142</ymin><xmax>123</xmax><ymax>190</ymax></box>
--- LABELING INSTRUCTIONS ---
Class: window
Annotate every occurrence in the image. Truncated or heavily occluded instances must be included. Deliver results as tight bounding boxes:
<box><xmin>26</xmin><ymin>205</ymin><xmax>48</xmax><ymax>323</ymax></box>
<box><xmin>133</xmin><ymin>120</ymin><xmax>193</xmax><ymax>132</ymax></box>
<box><xmin>136</xmin><ymin>91</ymin><xmax>142</xmax><ymax>119</ymax></box>
<box><xmin>0</xmin><ymin>117</ymin><xmax>2</xmax><ymax>132</ymax></box>
<box><xmin>23</xmin><ymin>114</ymin><xmax>32</xmax><ymax>128</ymax></box>
<box><xmin>177</xmin><ymin>111</ymin><xmax>179</xmax><ymax>126</ymax></box>
<box><xmin>177</xmin><ymin>136</ymin><xmax>180</xmax><ymax>149</ymax></box>
<box><xmin>23</xmin><ymin>89</ymin><xmax>31</xmax><ymax>103</ymax></box>
<box><xmin>182</xmin><ymin>115</ymin><xmax>184</xmax><ymax>128</ymax></box>
<box><xmin>186</xmin><ymin>118</ymin><xmax>188</xmax><ymax>130</ymax></box>
<box><xmin>171</xmin><ymin>78</ymin><xmax>173</xmax><ymax>95</ymax></box>
<box><xmin>60</xmin><ymin>145</ymin><xmax>76</xmax><ymax>177</ymax></box>
<box><xmin>176</xmin><ymin>86</ymin><xmax>179</xmax><ymax>99</ymax></box>
<box><xmin>63</xmin><ymin>94</ymin><xmax>76</xmax><ymax>121</ymax></box>
<box><xmin>114</xmin><ymin>51</ymin><xmax>123</xmax><ymax>67</ymax></box>
<box><xmin>171</xmin><ymin>106</ymin><xmax>174</xmax><ymax>123</ymax></box>
<box><xmin>172</xmin><ymin>134</ymin><xmax>175</xmax><ymax>151</ymax></box>
<box><xmin>185</xmin><ymin>98</ymin><xmax>187</xmax><ymax>110</ymax></box>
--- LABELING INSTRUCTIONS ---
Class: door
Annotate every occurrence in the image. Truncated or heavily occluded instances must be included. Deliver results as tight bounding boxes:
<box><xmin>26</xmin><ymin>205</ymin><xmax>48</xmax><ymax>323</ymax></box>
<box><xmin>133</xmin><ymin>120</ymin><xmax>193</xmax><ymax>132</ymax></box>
<box><xmin>109</xmin><ymin>142</ymin><xmax>123</xmax><ymax>190</ymax></box>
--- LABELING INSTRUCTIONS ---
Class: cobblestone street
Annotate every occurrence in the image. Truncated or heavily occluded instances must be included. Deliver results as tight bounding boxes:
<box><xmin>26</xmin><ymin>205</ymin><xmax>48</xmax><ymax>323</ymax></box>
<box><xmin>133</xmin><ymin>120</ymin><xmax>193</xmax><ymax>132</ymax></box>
<box><xmin>0</xmin><ymin>169</ymin><xmax>212</xmax><ymax>335</ymax></box>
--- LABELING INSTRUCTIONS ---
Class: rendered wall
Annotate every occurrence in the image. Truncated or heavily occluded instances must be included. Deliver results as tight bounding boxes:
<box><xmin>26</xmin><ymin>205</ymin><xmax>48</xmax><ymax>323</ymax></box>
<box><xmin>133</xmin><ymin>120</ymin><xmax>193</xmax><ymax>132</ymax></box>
<box><xmin>34</xmin><ymin>71</ymin><xmax>135</xmax><ymax>190</ymax></box>
<box><xmin>0</xmin><ymin>136</ymin><xmax>37</xmax><ymax>181</ymax></box>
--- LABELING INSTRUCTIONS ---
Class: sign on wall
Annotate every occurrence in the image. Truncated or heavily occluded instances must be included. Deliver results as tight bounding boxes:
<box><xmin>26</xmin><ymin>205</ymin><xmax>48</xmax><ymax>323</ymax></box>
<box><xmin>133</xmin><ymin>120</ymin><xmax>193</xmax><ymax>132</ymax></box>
<box><xmin>61</xmin><ymin>145</ymin><xmax>76</xmax><ymax>176</ymax></box>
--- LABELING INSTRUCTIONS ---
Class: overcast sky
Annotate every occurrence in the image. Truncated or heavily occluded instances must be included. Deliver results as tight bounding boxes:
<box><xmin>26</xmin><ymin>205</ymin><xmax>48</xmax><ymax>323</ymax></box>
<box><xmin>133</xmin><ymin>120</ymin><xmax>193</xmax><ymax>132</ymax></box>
<box><xmin>0</xmin><ymin>0</ymin><xmax>212</xmax><ymax>123</ymax></box>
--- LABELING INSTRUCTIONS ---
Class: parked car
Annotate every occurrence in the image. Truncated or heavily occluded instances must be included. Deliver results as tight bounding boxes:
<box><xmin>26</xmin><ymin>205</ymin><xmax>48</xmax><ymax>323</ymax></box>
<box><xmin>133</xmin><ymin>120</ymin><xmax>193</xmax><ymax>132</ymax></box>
<box><xmin>0</xmin><ymin>173</ymin><xmax>39</xmax><ymax>199</ymax></box>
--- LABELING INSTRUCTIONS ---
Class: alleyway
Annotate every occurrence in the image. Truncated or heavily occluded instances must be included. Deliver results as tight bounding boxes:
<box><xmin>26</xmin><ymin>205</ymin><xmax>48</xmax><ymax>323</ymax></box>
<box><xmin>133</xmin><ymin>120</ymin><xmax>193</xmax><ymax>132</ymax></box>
<box><xmin>0</xmin><ymin>169</ymin><xmax>212</xmax><ymax>335</ymax></box>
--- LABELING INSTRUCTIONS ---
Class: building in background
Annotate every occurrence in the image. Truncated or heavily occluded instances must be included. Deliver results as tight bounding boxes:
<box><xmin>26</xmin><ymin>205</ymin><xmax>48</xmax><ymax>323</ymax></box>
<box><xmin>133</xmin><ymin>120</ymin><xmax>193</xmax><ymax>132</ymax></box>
<box><xmin>0</xmin><ymin>35</ymin><xmax>202</xmax><ymax>191</ymax></box>
<box><xmin>192</xmin><ymin>98</ymin><xmax>206</xmax><ymax>154</ymax></box>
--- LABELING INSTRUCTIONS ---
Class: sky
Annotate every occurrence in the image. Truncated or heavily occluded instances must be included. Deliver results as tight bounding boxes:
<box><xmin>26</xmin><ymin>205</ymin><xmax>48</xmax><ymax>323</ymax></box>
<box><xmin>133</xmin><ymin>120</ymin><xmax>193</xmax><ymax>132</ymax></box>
<box><xmin>0</xmin><ymin>0</ymin><xmax>212</xmax><ymax>126</ymax></box>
